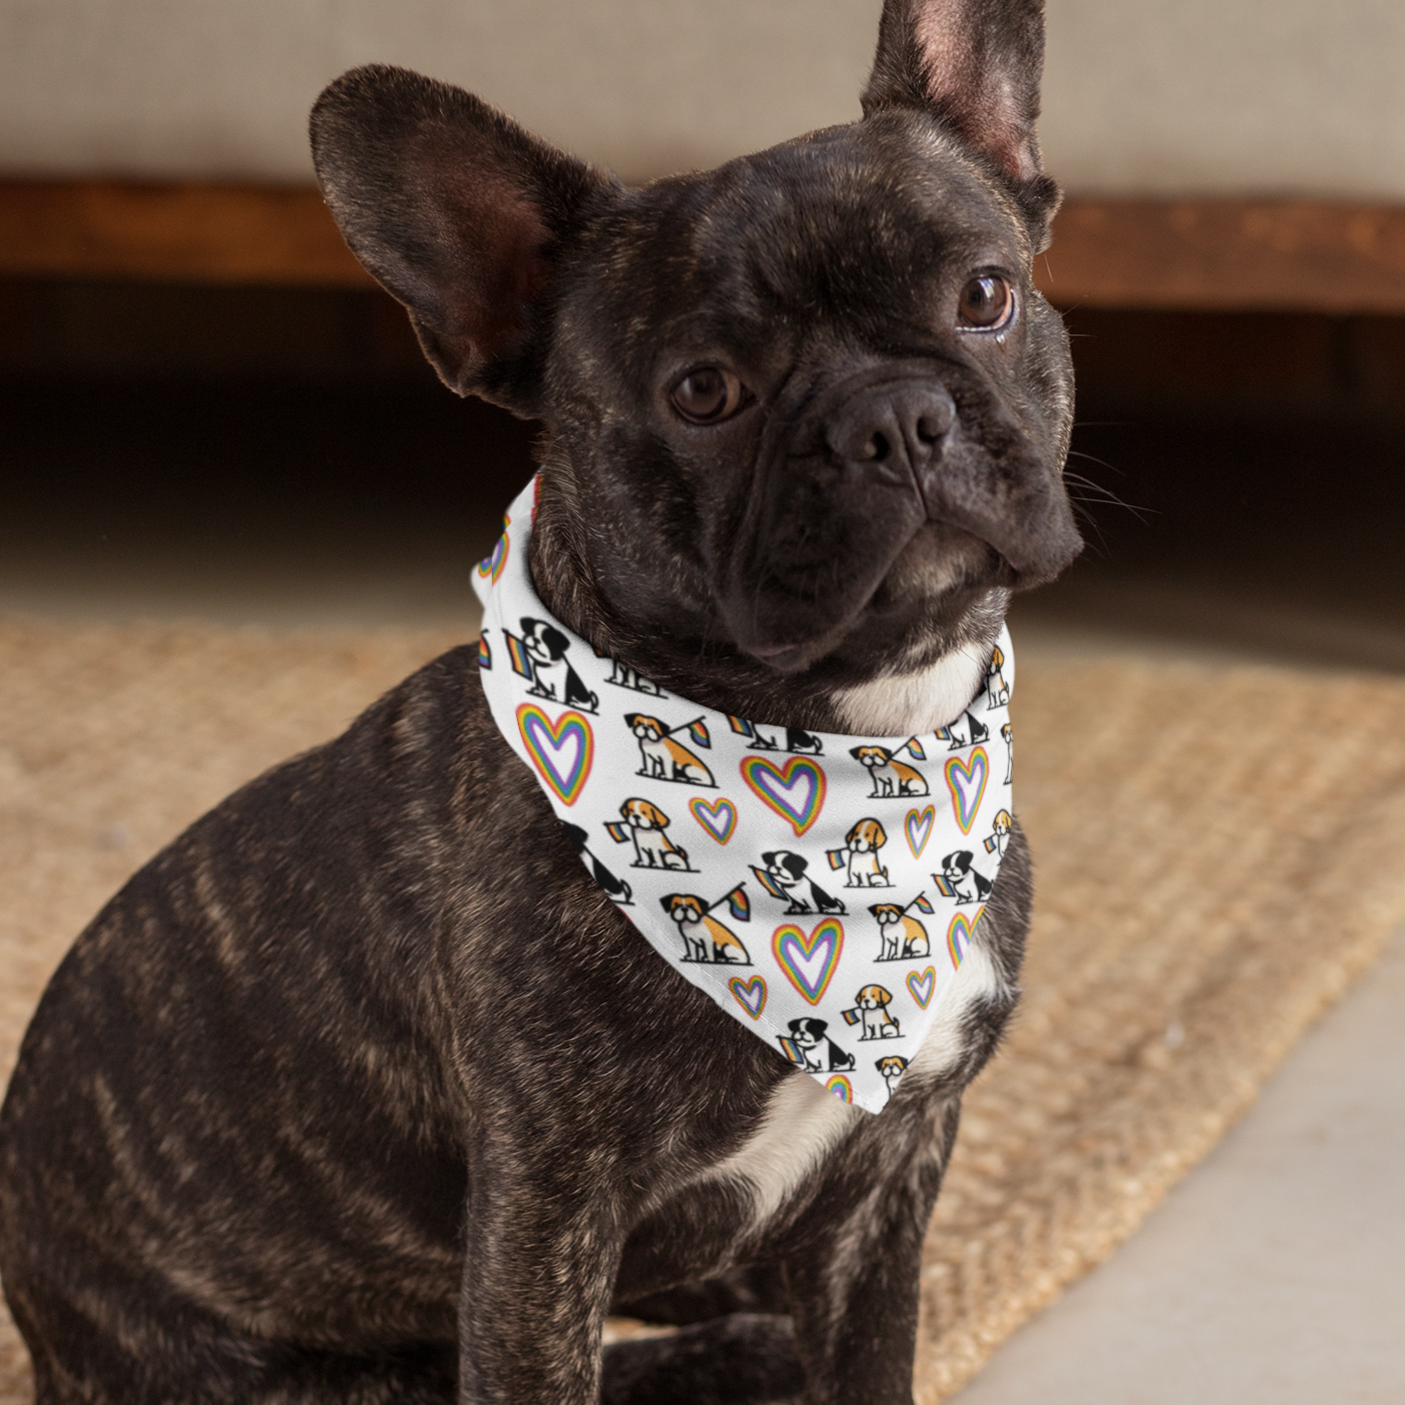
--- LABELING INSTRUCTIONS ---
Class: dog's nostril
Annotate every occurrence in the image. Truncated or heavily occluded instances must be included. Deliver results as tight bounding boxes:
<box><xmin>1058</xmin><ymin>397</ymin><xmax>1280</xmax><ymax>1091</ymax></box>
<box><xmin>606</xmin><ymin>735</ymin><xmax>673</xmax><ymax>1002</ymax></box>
<box><xmin>915</xmin><ymin>414</ymin><xmax>943</xmax><ymax>445</ymax></box>
<box><xmin>865</xmin><ymin>431</ymin><xmax>890</xmax><ymax>461</ymax></box>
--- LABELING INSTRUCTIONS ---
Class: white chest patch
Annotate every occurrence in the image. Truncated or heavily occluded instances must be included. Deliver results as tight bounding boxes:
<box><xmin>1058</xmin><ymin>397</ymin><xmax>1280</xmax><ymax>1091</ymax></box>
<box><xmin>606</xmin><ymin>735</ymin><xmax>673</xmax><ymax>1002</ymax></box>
<box><xmin>707</xmin><ymin>1074</ymin><xmax>860</xmax><ymax>1227</ymax></box>
<box><xmin>833</xmin><ymin>640</ymin><xmax>991</xmax><ymax>737</ymax></box>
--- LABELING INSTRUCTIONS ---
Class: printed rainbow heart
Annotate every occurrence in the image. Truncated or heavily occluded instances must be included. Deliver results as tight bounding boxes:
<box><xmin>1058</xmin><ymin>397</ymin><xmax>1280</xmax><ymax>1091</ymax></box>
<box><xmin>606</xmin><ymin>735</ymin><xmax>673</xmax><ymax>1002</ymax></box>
<box><xmin>906</xmin><ymin>965</ymin><xmax>937</xmax><ymax>1009</ymax></box>
<box><xmin>740</xmin><ymin>756</ymin><xmax>827</xmax><ymax>837</ymax></box>
<box><xmin>690</xmin><ymin>796</ymin><xmax>737</xmax><ymax>845</ymax></box>
<box><xmin>476</xmin><ymin>519</ymin><xmax>510</xmax><ymax>584</ymax></box>
<box><xmin>946</xmin><ymin>909</ymin><xmax>980</xmax><ymax>969</ymax></box>
<box><xmin>905</xmin><ymin>805</ymin><xmax>935</xmax><ymax>858</ymax></box>
<box><xmin>729</xmin><ymin>975</ymin><xmax>767</xmax><ymax>1019</ymax></box>
<box><xmin>772</xmin><ymin>919</ymin><xmax>844</xmax><ymax>1005</ymax></box>
<box><xmin>515</xmin><ymin>704</ymin><xmax>593</xmax><ymax>806</ymax></box>
<box><xmin>944</xmin><ymin>746</ymin><xmax>988</xmax><ymax>834</ymax></box>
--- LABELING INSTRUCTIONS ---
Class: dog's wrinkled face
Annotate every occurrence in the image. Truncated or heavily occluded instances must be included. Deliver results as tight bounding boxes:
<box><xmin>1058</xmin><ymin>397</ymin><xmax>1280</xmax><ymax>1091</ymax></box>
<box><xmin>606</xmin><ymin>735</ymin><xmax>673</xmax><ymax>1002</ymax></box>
<box><xmin>311</xmin><ymin>0</ymin><xmax>1081</xmax><ymax>689</ymax></box>
<box><xmin>551</xmin><ymin>116</ymin><xmax>1078</xmax><ymax>675</ymax></box>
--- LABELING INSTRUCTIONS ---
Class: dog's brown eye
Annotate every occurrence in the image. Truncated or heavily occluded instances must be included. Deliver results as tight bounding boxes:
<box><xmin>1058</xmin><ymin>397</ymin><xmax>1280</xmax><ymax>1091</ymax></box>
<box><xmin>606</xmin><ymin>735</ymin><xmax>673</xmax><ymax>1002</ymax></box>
<box><xmin>669</xmin><ymin>367</ymin><xmax>744</xmax><ymax>423</ymax></box>
<box><xmin>957</xmin><ymin>274</ymin><xmax>1014</xmax><ymax>330</ymax></box>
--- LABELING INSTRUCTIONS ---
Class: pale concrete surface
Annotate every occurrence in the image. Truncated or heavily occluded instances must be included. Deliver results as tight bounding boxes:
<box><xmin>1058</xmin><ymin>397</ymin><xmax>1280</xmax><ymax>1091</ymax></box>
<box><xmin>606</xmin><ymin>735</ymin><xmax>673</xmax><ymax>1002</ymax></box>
<box><xmin>950</xmin><ymin>922</ymin><xmax>1405</xmax><ymax>1405</ymax></box>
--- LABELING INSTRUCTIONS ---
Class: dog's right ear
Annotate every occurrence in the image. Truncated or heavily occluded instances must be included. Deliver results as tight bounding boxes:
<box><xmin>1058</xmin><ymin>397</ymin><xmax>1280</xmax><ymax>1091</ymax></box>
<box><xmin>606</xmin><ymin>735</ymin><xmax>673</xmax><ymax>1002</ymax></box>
<box><xmin>311</xmin><ymin>65</ymin><xmax>613</xmax><ymax>413</ymax></box>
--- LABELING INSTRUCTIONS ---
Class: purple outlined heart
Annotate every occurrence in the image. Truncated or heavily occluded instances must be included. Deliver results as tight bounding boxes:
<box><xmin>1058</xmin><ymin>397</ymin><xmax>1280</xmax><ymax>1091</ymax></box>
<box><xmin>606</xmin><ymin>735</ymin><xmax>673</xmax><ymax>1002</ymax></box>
<box><xmin>728</xmin><ymin>975</ymin><xmax>767</xmax><ymax>1019</ymax></box>
<box><xmin>906</xmin><ymin>966</ymin><xmax>936</xmax><ymax>1009</ymax></box>
<box><xmin>904</xmin><ymin>805</ymin><xmax>935</xmax><ymax>858</ymax></box>
<box><xmin>515</xmin><ymin>704</ymin><xmax>593</xmax><ymax>806</ymax></box>
<box><xmin>944</xmin><ymin>746</ymin><xmax>988</xmax><ymax>834</ymax></box>
<box><xmin>690</xmin><ymin>796</ymin><xmax>737</xmax><ymax>845</ymax></box>
<box><xmin>740</xmin><ymin>756</ymin><xmax>826</xmax><ymax>837</ymax></box>
<box><xmin>771</xmin><ymin>919</ymin><xmax>844</xmax><ymax>1005</ymax></box>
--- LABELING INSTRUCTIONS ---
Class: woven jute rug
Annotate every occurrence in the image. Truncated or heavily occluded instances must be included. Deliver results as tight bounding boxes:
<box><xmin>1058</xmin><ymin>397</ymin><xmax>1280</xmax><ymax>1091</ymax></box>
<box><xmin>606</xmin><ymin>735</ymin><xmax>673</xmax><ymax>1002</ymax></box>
<box><xmin>2</xmin><ymin>616</ymin><xmax>1404</xmax><ymax>1403</ymax></box>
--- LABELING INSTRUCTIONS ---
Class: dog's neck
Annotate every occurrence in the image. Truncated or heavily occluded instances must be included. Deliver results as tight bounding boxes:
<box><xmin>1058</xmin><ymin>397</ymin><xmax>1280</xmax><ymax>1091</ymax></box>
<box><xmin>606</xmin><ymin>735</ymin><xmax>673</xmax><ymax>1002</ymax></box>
<box><xmin>527</xmin><ymin>478</ymin><xmax>1005</xmax><ymax>738</ymax></box>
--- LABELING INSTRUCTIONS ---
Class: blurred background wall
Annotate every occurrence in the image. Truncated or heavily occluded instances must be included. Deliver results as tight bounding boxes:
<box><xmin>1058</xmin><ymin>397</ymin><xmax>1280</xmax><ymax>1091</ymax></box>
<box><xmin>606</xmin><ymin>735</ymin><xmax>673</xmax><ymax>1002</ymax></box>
<box><xmin>2</xmin><ymin>0</ymin><xmax>1403</xmax><ymax>196</ymax></box>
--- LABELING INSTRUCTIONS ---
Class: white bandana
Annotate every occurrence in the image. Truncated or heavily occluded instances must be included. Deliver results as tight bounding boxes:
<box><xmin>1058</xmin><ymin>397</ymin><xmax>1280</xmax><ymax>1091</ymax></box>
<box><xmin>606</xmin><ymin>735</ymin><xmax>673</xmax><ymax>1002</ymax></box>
<box><xmin>472</xmin><ymin>479</ymin><xmax>1015</xmax><ymax>1112</ymax></box>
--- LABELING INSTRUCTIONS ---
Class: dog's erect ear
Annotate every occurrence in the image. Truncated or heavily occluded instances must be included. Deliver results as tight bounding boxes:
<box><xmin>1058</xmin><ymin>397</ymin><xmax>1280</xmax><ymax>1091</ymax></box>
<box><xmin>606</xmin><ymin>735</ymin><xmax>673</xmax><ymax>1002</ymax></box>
<box><xmin>862</xmin><ymin>0</ymin><xmax>1059</xmax><ymax>235</ymax></box>
<box><xmin>311</xmin><ymin>65</ymin><xmax>610</xmax><ymax>411</ymax></box>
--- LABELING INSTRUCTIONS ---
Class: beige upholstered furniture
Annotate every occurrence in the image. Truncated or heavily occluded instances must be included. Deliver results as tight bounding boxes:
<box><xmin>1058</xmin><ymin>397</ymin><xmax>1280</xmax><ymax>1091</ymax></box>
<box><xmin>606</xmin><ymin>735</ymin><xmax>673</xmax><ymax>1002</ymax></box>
<box><xmin>1</xmin><ymin>0</ymin><xmax>1403</xmax><ymax>308</ymax></box>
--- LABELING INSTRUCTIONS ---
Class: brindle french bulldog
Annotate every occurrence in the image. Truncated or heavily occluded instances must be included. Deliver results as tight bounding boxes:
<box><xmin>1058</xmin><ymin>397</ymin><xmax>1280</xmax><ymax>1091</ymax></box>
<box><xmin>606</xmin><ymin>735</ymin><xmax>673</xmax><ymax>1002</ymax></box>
<box><xmin>0</xmin><ymin>2</ymin><xmax>1081</xmax><ymax>1401</ymax></box>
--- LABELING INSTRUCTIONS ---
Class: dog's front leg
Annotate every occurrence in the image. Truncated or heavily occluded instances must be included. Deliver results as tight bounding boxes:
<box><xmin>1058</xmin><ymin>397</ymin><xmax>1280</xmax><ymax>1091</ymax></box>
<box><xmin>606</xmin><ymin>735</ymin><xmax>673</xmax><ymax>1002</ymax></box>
<box><xmin>456</xmin><ymin>1156</ymin><xmax>623</xmax><ymax>1405</ymax></box>
<box><xmin>782</xmin><ymin>1125</ymin><xmax>949</xmax><ymax>1405</ymax></box>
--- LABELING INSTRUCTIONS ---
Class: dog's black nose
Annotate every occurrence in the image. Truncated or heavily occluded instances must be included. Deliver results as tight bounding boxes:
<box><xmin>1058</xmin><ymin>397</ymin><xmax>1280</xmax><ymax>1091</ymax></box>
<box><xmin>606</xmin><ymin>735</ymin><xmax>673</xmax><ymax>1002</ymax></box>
<box><xmin>825</xmin><ymin>381</ymin><xmax>956</xmax><ymax>482</ymax></box>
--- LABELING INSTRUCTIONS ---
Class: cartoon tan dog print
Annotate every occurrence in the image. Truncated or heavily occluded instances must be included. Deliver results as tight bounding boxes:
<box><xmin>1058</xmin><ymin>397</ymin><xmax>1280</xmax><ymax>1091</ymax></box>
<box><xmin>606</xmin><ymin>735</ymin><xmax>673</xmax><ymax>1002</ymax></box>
<box><xmin>844</xmin><ymin>985</ymin><xmax>902</xmax><ymax>1041</ymax></box>
<box><xmin>779</xmin><ymin>1018</ymin><xmax>855</xmax><ymax>1073</ymax></box>
<box><xmin>1002</xmin><ymin>721</ymin><xmax>1014</xmax><ymax>784</ymax></box>
<box><xmin>625</xmin><ymin>713</ymin><xmax>715</xmax><ymax>786</ymax></box>
<box><xmin>876</xmin><ymin>1054</ymin><xmax>910</xmax><ymax>1096</ymax></box>
<box><xmin>983</xmin><ymin>809</ymin><xmax>1014</xmax><ymax>860</ymax></box>
<box><xmin>986</xmin><ymin>644</ymin><xmax>1010</xmax><ymax>708</ymax></box>
<box><xmin>869</xmin><ymin>903</ymin><xmax>931</xmax><ymax>961</ymax></box>
<box><xmin>660</xmin><ymin>893</ymin><xmax>750</xmax><ymax>965</ymax></box>
<box><xmin>838</xmin><ymin>818</ymin><xmax>890</xmax><ymax>888</ymax></box>
<box><xmin>613</xmin><ymin>798</ymin><xmax>691</xmax><ymax>870</ymax></box>
<box><xmin>850</xmin><ymin>744</ymin><xmax>928</xmax><ymax>798</ymax></box>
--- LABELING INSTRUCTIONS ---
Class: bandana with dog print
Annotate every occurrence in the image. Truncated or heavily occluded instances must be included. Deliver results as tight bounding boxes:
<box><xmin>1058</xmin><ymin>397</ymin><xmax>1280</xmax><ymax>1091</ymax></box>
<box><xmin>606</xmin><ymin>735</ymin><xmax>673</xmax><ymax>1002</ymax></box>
<box><xmin>472</xmin><ymin>478</ymin><xmax>1015</xmax><ymax>1113</ymax></box>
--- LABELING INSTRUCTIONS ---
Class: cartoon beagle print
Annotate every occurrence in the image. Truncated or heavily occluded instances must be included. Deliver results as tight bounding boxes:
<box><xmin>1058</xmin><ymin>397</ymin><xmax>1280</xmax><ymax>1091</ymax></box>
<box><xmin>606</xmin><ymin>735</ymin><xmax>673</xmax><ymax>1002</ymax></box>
<box><xmin>830</xmin><ymin>818</ymin><xmax>891</xmax><ymax>888</ymax></box>
<box><xmin>559</xmin><ymin>822</ymin><xmax>632</xmax><ymax>905</ymax></box>
<box><xmin>986</xmin><ymin>644</ymin><xmax>1010</xmax><ymax>708</ymax></box>
<box><xmin>934</xmin><ymin>850</ymin><xmax>993</xmax><ymax>904</ymax></box>
<box><xmin>849</xmin><ymin>740</ymin><xmax>929</xmax><ymax>798</ymax></box>
<box><xmin>777</xmin><ymin>1017</ymin><xmax>855</xmax><ymax>1073</ymax></box>
<box><xmin>607</xmin><ymin>798</ymin><xmax>693</xmax><ymax>870</ymax></box>
<box><xmin>751</xmin><ymin>851</ymin><xmax>846</xmax><ymax>915</ymax></box>
<box><xmin>843</xmin><ymin>985</ymin><xmax>902</xmax><ymax>1041</ymax></box>
<box><xmin>869</xmin><ymin>898</ymin><xmax>933</xmax><ymax>961</ymax></box>
<box><xmin>1001</xmin><ymin>721</ymin><xmax>1014</xmax><ymax>784</ymax></box>
<box><xmin>517</xmin><ymin>616</ymin><xmax>600</xmax><ymax>711</ymax></box>
<box><xmin>625</xmin><ymin>713</ymin><xmax>716</xmax><ymax>787</ymax></box>
<box><xmin>983</xmin><ymin>808</ymin><xmax>1014</xmax><ymax>860</ymax></box>
<box><xmin>875</xmin><ymin>1054</ymin><xmax>909</xmax><ymax>1096</ymax></box>
<box><xmin>659</xmin><ymin>886</ymin><xmax>751</xmax><ymax>965</ymax></box>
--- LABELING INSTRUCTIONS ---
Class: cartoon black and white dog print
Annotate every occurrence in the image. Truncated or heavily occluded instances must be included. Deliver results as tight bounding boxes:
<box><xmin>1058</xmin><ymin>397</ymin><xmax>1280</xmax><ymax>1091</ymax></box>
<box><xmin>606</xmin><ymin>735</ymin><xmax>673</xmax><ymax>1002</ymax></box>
<box><xmin>659</xmin><ymin>889</ymin><xmax>751</xmax><ymax>965</ymax></box>
<box><xmin>625</xmin><ymin>714</ymin><xmax>716</xmax><ymax>787</ymax></box>
<box><xmin>603</xmin><ymin>654</ymin><xmax>663</xmax><ymax>696</ymax></box>
<box><xmin>937</xmin><ymin>710</ymin><xmax>990</xmax><ymax>750</ymax></box>
<box><xmin>843</xmin><ymin>985</ymin><xmax>902</xmax><ymax>1041</ymax></box>
<box><xmin>935</xmin><ymin>850</ymin><xmax>993</xmax><ymax>904</ymax></box>
<box><xmin>869</xmin><ymin>902</ymin><xmax>931</xmax><ymax>961</ymax></box>
<box><xmin>779</xmin><ymin>1017</ymin><xmax>855</xmax><ymax>1073</ymax></box>
<box><xmin>752</xmin><ymin>850</ymin><xmax>846</xmax><ymax>915</ymax></box>
<box><xmin>849</xmin><ymin>743</ymin><xmax>929</xmax><ymax>798</ymax></box>
<box><xmin>607</xmin><ymin>798</ymin><xmax>693</xmax><ymax>870</ymax></box>
<box><xmin>559</xmin><ymin>822</ymin><xmax>632</xmax><ymax>905</ymax></box>
<box><xmin>833</xmin><ymin>818</ymin><xmax>891</xmax><ymax>888</ymax></box>
<box><xmin>519</xmin><ymin>616</ymin><xmax>600</xmax><ymax>711</ymax></box>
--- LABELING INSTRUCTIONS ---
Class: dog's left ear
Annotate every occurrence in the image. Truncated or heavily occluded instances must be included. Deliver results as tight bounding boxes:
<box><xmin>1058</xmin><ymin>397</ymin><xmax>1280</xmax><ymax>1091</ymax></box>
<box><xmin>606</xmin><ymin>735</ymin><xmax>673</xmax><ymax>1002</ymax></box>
<box><xmin>311</xmin><ymin>65</ymin><xmax>613</xmax><ymax>413</ymax></box>
<box><xmin>862</xmin><ymin>0</ymin><xmax>1060</xmax><ymax>243</ymax></box>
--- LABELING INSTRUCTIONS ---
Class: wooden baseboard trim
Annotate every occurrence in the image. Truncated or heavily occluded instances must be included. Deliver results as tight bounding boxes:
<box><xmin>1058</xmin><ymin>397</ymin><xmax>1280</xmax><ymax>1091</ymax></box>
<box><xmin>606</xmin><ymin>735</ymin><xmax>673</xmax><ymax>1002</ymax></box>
<box><xmin>2</xmin><ymin>180</ymin><xmax>1403</xmax><ymax>313</ymax></box>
